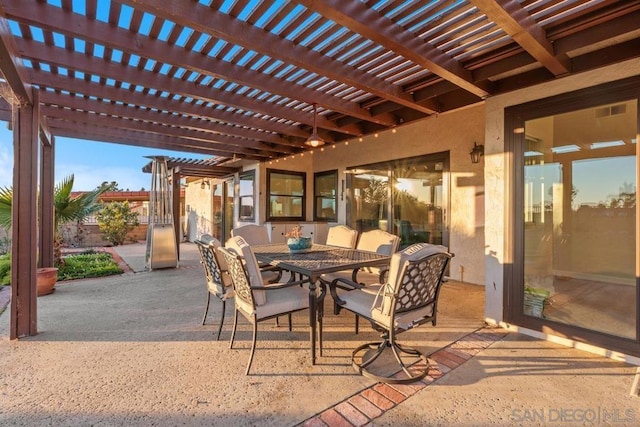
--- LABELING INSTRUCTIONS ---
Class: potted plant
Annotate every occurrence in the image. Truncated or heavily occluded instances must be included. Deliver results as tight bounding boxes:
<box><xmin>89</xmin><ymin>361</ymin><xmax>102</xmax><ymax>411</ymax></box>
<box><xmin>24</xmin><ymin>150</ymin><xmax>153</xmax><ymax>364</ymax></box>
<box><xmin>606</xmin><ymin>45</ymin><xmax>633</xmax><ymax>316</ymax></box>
<box><xmin>285</xmin><ymin>225</ymin><xmax>312</xmax><ymax>252</ymax></box>
<box><xmin>0</xmin><ymin>175</ymin><xmax>110</xmax><ymax>295</ymax></box>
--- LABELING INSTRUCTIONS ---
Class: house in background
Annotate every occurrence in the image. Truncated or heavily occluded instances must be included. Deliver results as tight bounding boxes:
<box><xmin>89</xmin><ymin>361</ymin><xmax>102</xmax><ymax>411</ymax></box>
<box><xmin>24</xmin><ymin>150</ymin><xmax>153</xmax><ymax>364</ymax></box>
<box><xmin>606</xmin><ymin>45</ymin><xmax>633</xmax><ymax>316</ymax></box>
<box><xmin>62</xmin><ymin>189</ymin><xmax>185</xmax><ymax>247</ymax></box>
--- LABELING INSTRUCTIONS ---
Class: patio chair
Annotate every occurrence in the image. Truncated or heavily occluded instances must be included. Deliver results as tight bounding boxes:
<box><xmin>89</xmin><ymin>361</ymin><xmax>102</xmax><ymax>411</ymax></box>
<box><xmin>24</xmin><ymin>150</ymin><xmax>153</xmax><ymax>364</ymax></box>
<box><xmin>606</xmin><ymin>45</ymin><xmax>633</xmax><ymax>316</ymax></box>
<box><xmin>230</xmin><ymin>224</ymin><xmax>282</xmax><ymax>282</ymax></box>
<box><xmin>324</xmin><ymin>229</ymin><xmax>400</xmax><ymax>333</ymax></box>
<box><xmin>195</xmin><ymin>236</ymin><xmax>234</xmax><ymax>341</ymax></box>
<box><xmin>330</xmin><ymin>243</ymin><xmax>452</xmax><ymax>384</ymax></box>
<box><xmin>325</xmin><ymin>225</ymin><xmax>358</xmax><ymax>249</ymax></box>
<box><xmin>231</xmin><ymin>224</ymin><xmax>270</xmax><ymax>245</ymax></box>
<box><xmin>219</xmin><ymin>236</ymin><xmax>311</xmax><ymax>375</ymax></box>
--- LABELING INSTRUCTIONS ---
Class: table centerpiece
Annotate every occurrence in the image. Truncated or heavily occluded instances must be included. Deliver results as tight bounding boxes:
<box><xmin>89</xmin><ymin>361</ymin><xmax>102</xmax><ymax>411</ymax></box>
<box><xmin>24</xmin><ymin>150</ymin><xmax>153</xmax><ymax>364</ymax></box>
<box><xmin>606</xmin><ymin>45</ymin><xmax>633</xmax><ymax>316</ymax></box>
<box><xmin>285</xmin><ymin>225</ymin><xmax>312</xmax><ymax>252</ymax></box>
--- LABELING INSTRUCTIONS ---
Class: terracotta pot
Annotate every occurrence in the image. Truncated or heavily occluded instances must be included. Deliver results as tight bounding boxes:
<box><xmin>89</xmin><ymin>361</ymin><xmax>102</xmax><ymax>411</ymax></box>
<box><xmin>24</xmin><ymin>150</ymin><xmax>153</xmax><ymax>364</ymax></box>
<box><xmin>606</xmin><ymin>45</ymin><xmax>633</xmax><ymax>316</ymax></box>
<box><xmin>36</xmin><ymin>267</ymin><xmax>58</xmax><ymax>296</ymax></box>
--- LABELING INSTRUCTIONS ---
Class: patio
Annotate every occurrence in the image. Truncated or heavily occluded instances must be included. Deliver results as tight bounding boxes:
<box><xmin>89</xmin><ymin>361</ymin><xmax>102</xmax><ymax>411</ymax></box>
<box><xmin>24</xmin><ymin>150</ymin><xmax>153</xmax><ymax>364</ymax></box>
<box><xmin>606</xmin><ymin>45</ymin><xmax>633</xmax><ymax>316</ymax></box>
<box><xmin>0</xmin><ymin>242</ymin><xmax>638</xmax><ymax>426</ymax></box>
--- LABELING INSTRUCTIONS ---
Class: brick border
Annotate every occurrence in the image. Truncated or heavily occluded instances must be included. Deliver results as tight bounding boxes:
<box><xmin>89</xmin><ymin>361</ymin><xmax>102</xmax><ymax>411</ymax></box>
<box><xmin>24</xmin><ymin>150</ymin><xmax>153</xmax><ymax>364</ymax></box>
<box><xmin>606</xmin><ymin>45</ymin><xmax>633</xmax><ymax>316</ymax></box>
<box><xmin>300</xmin><ymin>327</ymin><xmax>509</xmax><ymax>427</ymax></box>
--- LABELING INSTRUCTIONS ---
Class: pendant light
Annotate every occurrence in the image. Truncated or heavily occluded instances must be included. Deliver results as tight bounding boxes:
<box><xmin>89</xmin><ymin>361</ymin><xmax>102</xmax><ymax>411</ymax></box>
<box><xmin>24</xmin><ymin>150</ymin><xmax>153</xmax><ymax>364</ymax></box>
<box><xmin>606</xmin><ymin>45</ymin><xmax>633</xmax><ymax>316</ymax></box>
<box><xmin>305</xmin><ymin>103</ymin><xmax>324</xmax><ymax>148</ymax></box>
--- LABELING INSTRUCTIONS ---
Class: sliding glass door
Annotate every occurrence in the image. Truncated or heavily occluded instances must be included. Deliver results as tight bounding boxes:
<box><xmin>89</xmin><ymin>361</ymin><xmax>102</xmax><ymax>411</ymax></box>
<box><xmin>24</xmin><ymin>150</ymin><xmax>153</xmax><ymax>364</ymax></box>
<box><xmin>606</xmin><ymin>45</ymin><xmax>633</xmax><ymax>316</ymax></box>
<box><xmin>522</xmin><ymin>101</ymin><xmax>637</xmax><ymax>338</ymax></box>
<box><xmin>507</xmin><ymin>77</ymin><xmax>640</xmax><ymax>354</ymax></box>
<box><xmin>347</xmin><ymin>153</ymin><xmax>449</xmax><ymax>249</ymax></box>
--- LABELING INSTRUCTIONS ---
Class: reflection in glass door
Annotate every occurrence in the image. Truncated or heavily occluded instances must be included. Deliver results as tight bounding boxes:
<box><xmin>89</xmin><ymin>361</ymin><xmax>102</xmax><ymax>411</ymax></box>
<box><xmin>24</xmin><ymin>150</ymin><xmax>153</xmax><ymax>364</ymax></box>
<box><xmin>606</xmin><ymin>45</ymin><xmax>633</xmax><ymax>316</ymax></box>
<box><xmin>522</xmin><ymin>100</ymin><xmax>637</xmax><ymax>339</ymax></box>
<box><xmin>347</xmin><ymin>154</ymin><xmax>448</xmax><ymax>249</ymax></box>
<box><xmin>212</xmin><ymin>179</ymin><xmax>235</xmax><ymax>243</ymax></box>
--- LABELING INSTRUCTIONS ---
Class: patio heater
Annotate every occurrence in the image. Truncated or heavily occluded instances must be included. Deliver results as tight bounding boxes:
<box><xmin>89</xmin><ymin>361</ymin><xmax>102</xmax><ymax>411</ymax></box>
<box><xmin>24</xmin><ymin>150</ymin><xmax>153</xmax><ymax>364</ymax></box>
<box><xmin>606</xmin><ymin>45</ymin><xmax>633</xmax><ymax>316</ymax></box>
<box><xmin>145</xmin><ymin>156</ymin><xmax>178</xmax><ymax>270</ymax></box>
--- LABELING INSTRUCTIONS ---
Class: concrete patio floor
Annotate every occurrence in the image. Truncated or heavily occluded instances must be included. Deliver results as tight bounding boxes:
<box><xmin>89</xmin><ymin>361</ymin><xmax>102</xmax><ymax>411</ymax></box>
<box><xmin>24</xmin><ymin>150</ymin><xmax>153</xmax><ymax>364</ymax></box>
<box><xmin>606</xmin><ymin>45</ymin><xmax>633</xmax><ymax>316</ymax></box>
<box><xmin>0</xmin><ymin>242</ymin><xmax>639</xmax><ymax>426</ymax></box>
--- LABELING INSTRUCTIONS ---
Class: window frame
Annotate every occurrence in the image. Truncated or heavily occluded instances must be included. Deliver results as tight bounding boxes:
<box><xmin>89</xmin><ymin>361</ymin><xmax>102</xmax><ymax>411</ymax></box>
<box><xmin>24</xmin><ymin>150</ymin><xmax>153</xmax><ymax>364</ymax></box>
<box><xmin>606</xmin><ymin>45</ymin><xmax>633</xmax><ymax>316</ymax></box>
<box><xmin>238</xmin><ymin>170</ymin><xmax>255</xmax><ymax>221</ymax></box>
<box><xmin>266</xmin><ymin>169</ymin><xmax>306</xmax><ymax>222</ymax></box>
<box><xmin>313</xmin><ymin>169</ymin><xmax>338</xmax><ymax>222</ymax></box>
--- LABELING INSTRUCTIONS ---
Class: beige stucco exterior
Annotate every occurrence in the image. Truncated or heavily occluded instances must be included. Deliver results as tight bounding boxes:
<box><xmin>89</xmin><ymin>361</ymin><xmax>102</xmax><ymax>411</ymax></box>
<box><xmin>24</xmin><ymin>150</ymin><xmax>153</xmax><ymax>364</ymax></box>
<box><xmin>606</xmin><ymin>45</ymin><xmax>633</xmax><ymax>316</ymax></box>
<box><xmin>310</xmin><ymin>104</ymin><xmax>486</xmax><ymax>286</ymax></box>
<box><xmin>184</xmin><ymin>181</ymin><xmax>215</xmax><ymax>242</ymax></box>
<box><xmin>184</xmin><ymin>58</ymin><xmax>640</xmax><ymax>360</ymax></box>
<box><xmin>188</xmin><ymin>104</ymin><xmax>487</xmax><ymax>286</ymax></box>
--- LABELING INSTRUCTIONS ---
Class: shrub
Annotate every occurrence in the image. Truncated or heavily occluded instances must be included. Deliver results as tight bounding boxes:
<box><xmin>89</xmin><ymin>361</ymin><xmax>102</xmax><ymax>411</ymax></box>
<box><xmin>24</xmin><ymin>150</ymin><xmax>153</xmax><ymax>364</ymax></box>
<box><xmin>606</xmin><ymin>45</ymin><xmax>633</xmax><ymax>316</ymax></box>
<box><xmin>96</xmin><ymin>201</ymin><xmax>140</xmax><ymax>246</ymax></box>
<box><xmin>0</xmin><ymin>254</ymin><xmax>10</xmax><ymax>286</ymax></box>
<box><xmin>57</xmin><ymin>251</ymin><xmax>122</xmax><ymax>281</ymax></box>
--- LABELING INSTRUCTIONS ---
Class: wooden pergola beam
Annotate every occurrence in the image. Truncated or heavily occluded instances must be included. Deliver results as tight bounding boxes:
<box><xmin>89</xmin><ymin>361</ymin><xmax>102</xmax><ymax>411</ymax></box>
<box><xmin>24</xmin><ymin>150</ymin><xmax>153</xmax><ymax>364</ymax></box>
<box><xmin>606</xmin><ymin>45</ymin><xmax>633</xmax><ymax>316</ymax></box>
<box><xmin>296</xmin><ymin>0</ymin><xmax>491</xmax><ymax>99</ymax></box>
<box><xmin>1</xmin><ymin>0</ymin><xmax>399</xmax><ymax>127</ymax></box>
<box><xmin>18</xmin><ymin>39</ymin><xmax>360</xmax><ymax>136</ymax></box>
<box><xmin>120</xmin><ymin>0</ymin><xmax>434</xmax><ymax>115</ymax></box>
<box><xmin>469</xmin><ymin>0</ymin><xmax>571</xmax><ymax>76</ymax></box>
<box><xmin>0</xmin><ymin>15</ymin><xmax>31</xmax><ymax>105</ymax></box>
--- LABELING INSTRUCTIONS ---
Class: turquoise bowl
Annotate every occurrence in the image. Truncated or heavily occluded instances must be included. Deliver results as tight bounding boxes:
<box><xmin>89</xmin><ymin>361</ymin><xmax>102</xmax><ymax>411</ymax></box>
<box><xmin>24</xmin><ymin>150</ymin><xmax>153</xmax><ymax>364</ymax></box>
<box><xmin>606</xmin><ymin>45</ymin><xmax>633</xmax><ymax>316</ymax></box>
<box><xmin>287</xmin><ymin>237</ymin><xmax>312</xmax><ymax>252</ymax></box>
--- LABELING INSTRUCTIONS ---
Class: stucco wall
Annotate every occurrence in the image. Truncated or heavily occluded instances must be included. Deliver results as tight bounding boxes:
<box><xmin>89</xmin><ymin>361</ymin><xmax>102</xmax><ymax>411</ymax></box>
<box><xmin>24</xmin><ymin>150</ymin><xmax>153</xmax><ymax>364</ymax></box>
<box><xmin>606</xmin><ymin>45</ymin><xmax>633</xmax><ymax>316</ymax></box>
<box><xmin>186</xmin><ymin>105</ymin><xmax>488</xmax><ymax>285</ymax></box>
<box><xmin>184</xmin><ymin>179</ymin><xmax>214</xmax><ymax>241</ymax></box>
<box><xmin>312</xmin><ymin>104</ymin><xmax>486</xmax><ymax>285</ymax></box>
<box><xmin>484</xmin><ymin>57</ymin><xmax>640</xmax><ymax>325</ymax></box>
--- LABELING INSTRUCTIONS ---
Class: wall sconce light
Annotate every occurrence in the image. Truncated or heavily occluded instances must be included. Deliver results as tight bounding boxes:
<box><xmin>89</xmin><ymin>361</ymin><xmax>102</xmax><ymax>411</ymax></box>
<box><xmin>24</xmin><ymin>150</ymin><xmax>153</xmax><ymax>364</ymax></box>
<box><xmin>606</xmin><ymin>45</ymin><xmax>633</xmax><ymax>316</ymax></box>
<box><xmin>200</xmin><ymin>180</ymin><xmax>210</xmax><ymax>189</ymax></box>
<box><xmin>305</xmin><ymin>103</ymin><xmax>325</xmax><ymax>148</ymax></box>
<box><xmin>470</xmin><ymin>142</ymin><xmax>484</xmax><ymax>164</ymax></box>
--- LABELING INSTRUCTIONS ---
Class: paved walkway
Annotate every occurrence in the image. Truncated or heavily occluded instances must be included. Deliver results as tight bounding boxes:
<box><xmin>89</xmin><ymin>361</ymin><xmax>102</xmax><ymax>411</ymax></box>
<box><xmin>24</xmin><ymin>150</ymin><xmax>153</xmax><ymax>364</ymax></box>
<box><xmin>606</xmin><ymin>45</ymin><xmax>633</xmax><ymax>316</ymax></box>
<box><xmin>0</xmin><ymin>242</ymin><xmax>638</xmax><ymax>426</ymax></box>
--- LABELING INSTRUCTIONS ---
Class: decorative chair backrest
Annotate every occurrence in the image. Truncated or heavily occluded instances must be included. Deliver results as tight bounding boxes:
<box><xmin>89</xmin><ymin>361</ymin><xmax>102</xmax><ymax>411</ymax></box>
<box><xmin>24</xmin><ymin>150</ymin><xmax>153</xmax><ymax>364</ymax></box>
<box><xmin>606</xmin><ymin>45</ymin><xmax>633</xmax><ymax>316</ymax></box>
<box><xmin>326</xmin><ymin>225</ymin><xmax>358</xmax><ymax>249</ymax></box>
<box><xmin>195</xmin><ymin>239</ymin><xmax>226</xmax><ymax>296</ymax></box>
<box><xmin>224</xmin><ymin>236</ymin><xmax>267</xmax><ymax>305</ymax></box>
<box><xmin>218</xmin><ymin>246</ymin><xmax>256</xmax><ymax>310</ymax></box>
<box><xmin>356</xmin><ymin>229</ymin><xmax>400</xmax><ymax>274</ymax></box>
<box><xmin>357</xmin><ymin>229</ymin><xmax>400</xmax><ymax>255</ymax></box>
<box><xmin>375</xmin><ymin>243</ymin><xmax>451</xmax><ymax>323</ymax></box>
<box><xmin>231</xmin><ymin>225</ymin><xmax>270</xmax><ymax>245</ymax></box>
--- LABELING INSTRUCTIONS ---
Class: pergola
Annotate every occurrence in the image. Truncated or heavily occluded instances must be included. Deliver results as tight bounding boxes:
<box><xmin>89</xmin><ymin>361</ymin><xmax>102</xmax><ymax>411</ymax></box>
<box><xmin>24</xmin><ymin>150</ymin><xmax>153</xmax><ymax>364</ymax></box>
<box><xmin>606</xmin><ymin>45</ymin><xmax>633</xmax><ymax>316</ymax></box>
<box><xmin>1</xmin><ymin>0</ymin><xmax>639</xmax><ymax>338</ymax></box>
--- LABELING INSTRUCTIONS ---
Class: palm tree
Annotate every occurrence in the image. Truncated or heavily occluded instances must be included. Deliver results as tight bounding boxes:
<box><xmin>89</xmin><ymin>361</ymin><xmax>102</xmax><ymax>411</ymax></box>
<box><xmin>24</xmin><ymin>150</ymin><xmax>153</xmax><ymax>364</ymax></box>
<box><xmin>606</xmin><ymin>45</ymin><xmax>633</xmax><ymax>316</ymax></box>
<box><xmin>0</xmin><ymin>174</ymin><xmax>109</xmax><ymax>264</ymax></box>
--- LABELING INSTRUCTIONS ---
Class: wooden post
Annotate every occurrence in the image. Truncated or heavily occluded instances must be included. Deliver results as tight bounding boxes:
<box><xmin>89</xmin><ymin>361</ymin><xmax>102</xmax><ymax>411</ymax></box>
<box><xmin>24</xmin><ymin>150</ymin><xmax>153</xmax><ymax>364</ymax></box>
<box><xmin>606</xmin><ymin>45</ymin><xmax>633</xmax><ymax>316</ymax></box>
<box><xmin>10</xmin><ymin>90</ymin><xmax>39</xmax><ymax>339</ymax></box>
<box><xmin>172</xmin><ymin>169</ymin><xmax>181</xmax><ymax>259</ymax></box>
<box><xmin>39</xmin><ymin>132</ymin><xmax>54</xmax><ymax>268</ymax></box>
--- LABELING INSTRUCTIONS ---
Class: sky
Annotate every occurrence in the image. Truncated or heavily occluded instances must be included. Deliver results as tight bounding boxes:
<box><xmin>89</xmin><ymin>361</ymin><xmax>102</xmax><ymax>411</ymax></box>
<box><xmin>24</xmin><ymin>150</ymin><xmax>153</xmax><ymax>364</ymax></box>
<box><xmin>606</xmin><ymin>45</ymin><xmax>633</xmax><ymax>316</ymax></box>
<box><xmin>0</xmin><ymin>124</ymin><xmax>210</xmax><ymax>192</ymax></box>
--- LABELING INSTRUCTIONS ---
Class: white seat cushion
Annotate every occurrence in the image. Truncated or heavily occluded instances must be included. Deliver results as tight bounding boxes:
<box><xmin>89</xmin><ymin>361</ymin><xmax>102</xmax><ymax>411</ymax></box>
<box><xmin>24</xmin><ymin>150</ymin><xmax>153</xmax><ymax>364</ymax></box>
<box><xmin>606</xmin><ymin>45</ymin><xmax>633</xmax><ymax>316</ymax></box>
<box><xmin>236</xmin><ymin>285</ymin><xmax>309</xmax><ymax>320</ymax></box>
<box><xmin>339</xmin><ymin>286</ymin><xmax>435</xmax><ymax>330</ymax></box>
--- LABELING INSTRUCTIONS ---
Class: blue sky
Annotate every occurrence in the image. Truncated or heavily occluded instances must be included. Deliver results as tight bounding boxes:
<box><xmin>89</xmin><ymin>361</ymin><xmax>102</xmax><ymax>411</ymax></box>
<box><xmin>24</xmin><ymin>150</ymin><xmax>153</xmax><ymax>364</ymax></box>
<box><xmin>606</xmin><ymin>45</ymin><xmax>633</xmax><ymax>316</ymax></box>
<box><xmin>0</xmin><ymin>125</ymin><xmax>209</xmax><ymax>191</ymax></box>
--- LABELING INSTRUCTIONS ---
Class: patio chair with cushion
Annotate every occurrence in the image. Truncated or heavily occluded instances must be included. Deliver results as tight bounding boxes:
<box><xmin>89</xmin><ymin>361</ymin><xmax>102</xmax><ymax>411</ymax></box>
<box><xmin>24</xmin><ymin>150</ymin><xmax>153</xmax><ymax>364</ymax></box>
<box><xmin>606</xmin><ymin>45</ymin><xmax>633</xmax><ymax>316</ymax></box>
<box><xmin>195</xmin><ymin>236</ymin><xmax>234</xmax><ymax>341</ymax></box>
<box><xmin>230</xmin><ymin>224</ymin><xmax>282</xmax><ymax>282</ymax></box>
<box><xmin>325</xmin><ymin>224</ymin><xmax>358</xmax><ymax>249</ymax></box>
<box><xmin>324</xmin><ymin>229</ymin><xmax>400</xmax><ymax>333</ymax></box>
<box><xmin>231</xmin><ymin>224</ymin><xmax>270</xmax><ymax>245</ymax></box>
<box><xmin>330</xmin><ymin>243</ymin><xmax>453</xmax><ymax>384</ymax></box>
<box><xmin>219</xmin><ymin>236</ymin><xmax>311</xmax><ymax>375</ymax></box>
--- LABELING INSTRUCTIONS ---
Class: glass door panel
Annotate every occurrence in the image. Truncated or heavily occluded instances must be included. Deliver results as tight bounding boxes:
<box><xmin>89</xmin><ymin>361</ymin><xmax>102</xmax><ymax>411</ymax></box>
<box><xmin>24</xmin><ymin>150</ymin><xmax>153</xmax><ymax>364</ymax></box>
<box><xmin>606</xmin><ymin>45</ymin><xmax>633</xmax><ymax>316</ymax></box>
<box><xmin>212</xmin><ymin>183</ymin><xmax>224</xmax><ymax>241</ymax></box>
<box><xmin>393</xmin><ymin>160</ymin><xmax>445</xmax><ymax>247</ymax></box>
<box><xmin>347</xmin><ymin>154</ymin><xmax>449</xmax><ymax>249</ymax></box>
<box><xmin>348</xmin><ymin>168</ymin><xmax>389</xmax><ymax>233</ymax></box>
<box><xmin>223</xmin><ymin>179</ymin><xmax>234</xmax><ymax>243</ymax></box>
<box><xmin>522</xmin><ymin>100</ymin><xmax>637</xmax><ymax>339</ymax></box>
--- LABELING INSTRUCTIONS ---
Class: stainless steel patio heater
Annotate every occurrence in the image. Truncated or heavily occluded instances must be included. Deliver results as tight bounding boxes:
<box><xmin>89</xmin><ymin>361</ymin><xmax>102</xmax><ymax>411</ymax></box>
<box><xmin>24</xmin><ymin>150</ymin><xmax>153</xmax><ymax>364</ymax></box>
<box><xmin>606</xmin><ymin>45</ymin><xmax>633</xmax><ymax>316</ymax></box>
<box><xmin>145</xmin><ymin>156</ymin><xmax>178</xmax><ymax>270</ymax></box>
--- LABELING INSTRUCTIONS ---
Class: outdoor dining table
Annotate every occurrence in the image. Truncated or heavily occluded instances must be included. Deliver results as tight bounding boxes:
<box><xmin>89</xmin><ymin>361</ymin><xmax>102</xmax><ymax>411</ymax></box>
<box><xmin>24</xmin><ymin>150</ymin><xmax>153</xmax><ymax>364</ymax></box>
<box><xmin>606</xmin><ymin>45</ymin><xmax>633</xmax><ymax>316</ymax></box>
<box><xmin>252</xmin><ymin>243</ymin><xmax>392</xmax><ymax>365</ymax></box>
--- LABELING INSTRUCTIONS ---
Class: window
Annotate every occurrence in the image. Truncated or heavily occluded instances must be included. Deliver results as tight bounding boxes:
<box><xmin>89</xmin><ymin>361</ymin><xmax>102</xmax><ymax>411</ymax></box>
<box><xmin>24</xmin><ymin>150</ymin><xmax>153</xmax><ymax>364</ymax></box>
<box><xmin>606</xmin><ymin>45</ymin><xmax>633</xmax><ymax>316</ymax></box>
<box><xmin>266</xmin><ymin>169</ymin><xmax>306</xmax><ymax>221</ymax></box>
<box><xmin>314</xmin><ymin>170</ymin><xmax>337</xmax><ymax>221</ymax></box>
<box><xmin>238</xmin><ymin>170</ymin><xmax>255</xmax><ymax>221</ymax></box>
